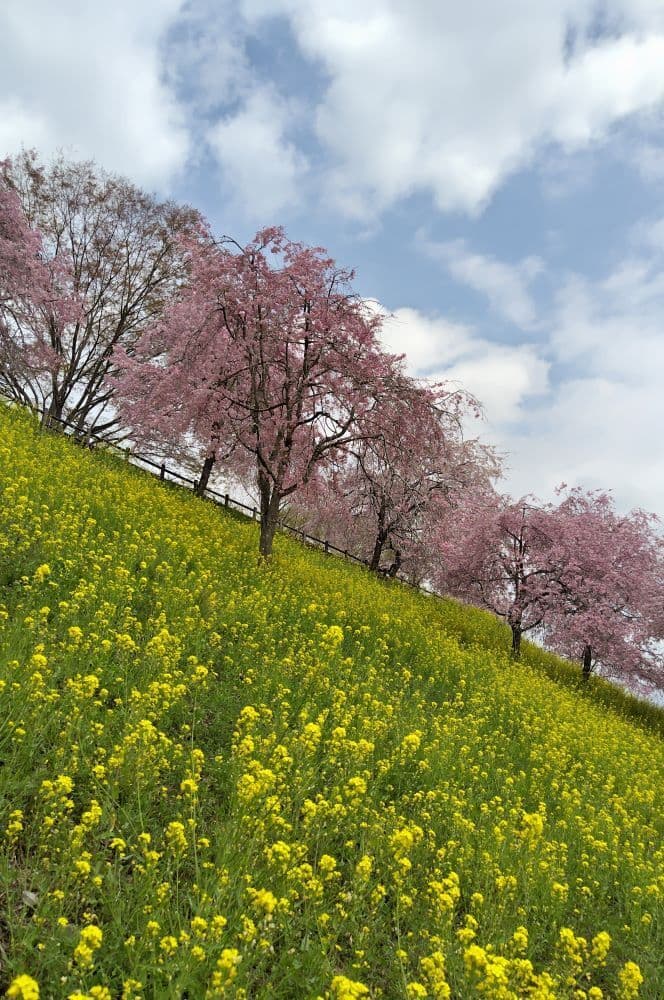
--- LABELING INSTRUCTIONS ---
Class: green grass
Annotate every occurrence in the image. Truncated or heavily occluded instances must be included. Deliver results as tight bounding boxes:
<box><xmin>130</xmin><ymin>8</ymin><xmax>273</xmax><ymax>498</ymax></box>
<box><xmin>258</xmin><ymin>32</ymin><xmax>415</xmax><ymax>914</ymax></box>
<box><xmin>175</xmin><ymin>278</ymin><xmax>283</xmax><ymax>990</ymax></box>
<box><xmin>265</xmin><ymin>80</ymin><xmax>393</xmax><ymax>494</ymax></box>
<box><xmin>0</xmin><ymin>402</ymin><xmax>662</xmax><ymax>1000</ymax></box>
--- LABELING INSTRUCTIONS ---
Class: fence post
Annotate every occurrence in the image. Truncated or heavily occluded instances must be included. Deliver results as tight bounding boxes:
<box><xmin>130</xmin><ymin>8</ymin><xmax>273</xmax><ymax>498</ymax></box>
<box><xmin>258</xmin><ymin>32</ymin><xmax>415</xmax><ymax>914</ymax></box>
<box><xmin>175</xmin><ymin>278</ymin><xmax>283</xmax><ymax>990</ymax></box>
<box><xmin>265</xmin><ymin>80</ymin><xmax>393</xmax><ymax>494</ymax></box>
<box><xmin>125</xmin><ymin>447</ymin><xmax>130</xmax><ymax>461</ymax></box>
<box><xmin>324</xmin><ymin>540</ymin><xmax>329</xmax><ymax>553</ymax></box>
<box><xmin>160</xmin><ymin>463</ymin><xmax>166</xmax><ymax>481</ymax></box>
<box><xmin>224</xmin><ymin>494</ymin><xmax>229</xmax><ymax>507</ymax></box>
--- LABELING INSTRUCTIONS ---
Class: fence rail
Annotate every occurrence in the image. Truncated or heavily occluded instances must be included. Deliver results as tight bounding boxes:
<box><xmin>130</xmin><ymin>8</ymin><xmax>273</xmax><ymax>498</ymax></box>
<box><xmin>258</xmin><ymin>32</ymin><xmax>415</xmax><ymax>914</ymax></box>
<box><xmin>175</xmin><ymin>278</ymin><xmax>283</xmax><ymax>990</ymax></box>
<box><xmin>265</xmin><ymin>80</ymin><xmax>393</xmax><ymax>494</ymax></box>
<box><xmin>2</xmin><ymin>398</ymin><xmax>374</xmax><ymax>571</ymax></box>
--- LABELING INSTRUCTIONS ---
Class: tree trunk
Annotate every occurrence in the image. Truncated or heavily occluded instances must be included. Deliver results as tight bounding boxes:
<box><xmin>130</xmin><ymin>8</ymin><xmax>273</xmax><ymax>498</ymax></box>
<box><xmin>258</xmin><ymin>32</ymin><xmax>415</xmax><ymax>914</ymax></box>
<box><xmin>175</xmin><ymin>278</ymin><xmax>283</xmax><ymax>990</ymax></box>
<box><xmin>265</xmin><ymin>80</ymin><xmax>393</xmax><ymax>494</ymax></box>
<box><xmin>582</xmin><ymin>644</ymin><xmax>593</xmax><ymax>681</ymax></box>
<box><xmin>194</xmin><ymin>454</ymin><xmax>215</xmax><ymax>497</ymax></box>
<box><xmin>258</xmin><ymin>475</ymin><xmax>281</xmax><ymax>559</ymax></box>
<box><xmin>42</xmin><ymin>393</ymin><xmax>64</xmax><ymax>430</ymax></box>
<box><xmin>387</xmin><ymin>549</ymin><xmax>402</xmax><ymax>578</ymax></box>
<box><xmin>369</xmin><ymin>500</ymin><xmax>388</xmax><ymax>573</ymax></box>
<box><xmin>510</xmin><ymin>624</ymin><xmax>522</xmax><ymax>658</ymax></box>
<box><xmin>369</xmin><ymin>532</ymin><xmax>387</xmax><ymax>572</ymax></box>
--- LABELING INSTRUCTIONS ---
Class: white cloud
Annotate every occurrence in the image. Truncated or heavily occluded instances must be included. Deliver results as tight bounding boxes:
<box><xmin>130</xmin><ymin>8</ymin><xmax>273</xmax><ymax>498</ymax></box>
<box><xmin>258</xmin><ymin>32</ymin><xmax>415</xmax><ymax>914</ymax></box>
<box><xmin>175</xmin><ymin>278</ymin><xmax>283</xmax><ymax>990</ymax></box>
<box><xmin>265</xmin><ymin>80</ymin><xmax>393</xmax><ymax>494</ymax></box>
<box><xmin>421</xmin><ymin>236</ymin><xmax>543</xmax><ymax>328</ymax></box>
<box><xmin>536</xmin><ymin>249</ymin><xmax>664</xmax><ymax>512</ymax></box>
<box><xmin>379</xmin><ymin>307</ymin><xmax>474</xmax><ymax>373</ymax></box>
<box><xmin>159</xmin><ymin>1</ymin><xmax>309</xmax><ymax>210</ymax></box>
<box><xmin>162</xmin><ymin>0</ymin><xmax>250</xmax><ymax>117</ymax></box>
<box><xmin>551</xmin><ymin>256</ymin><xmax>664</xmax><ymax>385</ymax></box>
<box><xmin>0</xmin><ymin>0</ymin><xmax>189</xmax><ymax>189</ymax></box>
<box><xmin>549</xmin><ymin>34</ymin><xmax>664</xmax><ymax>146</ymax></box>
<box><xmin>0</xmin><ymin>98</ymin><xmax>51</xmax><ymax>158</ymax></box>
<box><xmin>384</xmin><ymin>225</ymin><xmax>664</xmax><ymax>516</ymax></box>
<box><xmin>242</xmin><ymin>0</ymin><xmax>664</xmax><ymax>217</ymax></box>
<box><xmin>6</xmin><ymin>0</ymin><xmax>663</xmax><ymax>221</ymax></box>
<box><xmin>504</xmin><ymin>372</ymin><xmax>664</xmax><ymax>514</ymax></box>
<box><xmin>380</xmin><ymin>308</ymin><xmax>550</xmax><ymax>426</ymax></box>
<box><xmin>207</xmin><ymin>87</ymin><xmax>309</xmax><ymax>218</ymax></box>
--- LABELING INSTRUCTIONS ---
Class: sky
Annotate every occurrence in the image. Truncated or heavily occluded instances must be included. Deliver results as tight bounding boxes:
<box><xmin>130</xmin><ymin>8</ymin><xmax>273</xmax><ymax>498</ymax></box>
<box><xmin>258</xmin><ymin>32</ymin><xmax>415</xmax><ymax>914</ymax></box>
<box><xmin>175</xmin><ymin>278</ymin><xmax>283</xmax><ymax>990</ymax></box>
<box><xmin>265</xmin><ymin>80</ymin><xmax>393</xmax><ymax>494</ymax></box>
<box><xmin>1</xmin><ymin>0</ymin><xmax>664</xmax><ymax>516</ymax></box>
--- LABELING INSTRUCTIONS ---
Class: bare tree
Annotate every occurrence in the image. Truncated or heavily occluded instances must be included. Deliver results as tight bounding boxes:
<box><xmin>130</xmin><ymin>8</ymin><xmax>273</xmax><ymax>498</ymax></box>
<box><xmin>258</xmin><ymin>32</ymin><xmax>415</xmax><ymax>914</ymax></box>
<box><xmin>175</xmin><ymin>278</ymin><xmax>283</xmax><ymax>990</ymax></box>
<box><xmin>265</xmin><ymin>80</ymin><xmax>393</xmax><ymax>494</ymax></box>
<box><xmin>0</xmin><ymin>150</ymin><xmax>199</xmax><ymax>439</ymax></box>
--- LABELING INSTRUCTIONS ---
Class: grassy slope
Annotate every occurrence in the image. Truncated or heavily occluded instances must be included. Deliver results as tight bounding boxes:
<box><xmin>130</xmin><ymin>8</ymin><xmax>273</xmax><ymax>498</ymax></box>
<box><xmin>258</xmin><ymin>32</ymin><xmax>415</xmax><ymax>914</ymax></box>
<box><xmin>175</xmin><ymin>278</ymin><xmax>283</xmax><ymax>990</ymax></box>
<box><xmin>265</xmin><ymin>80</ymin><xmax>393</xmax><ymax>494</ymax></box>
<box><xmin>0</xmin><ymin>404</ymin><xmax>662</xmax><ymax>1000</ymax></box>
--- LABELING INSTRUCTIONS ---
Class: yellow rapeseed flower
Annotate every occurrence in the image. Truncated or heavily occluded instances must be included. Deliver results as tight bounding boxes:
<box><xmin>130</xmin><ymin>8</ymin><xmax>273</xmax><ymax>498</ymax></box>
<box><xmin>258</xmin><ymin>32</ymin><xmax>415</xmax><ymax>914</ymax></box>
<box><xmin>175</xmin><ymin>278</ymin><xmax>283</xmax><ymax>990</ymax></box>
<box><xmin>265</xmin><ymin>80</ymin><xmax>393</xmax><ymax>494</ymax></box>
<box><xmin>6</xmin><ymin>975</ymin><xmax>40</xmax><ymax>1000</ymax></box>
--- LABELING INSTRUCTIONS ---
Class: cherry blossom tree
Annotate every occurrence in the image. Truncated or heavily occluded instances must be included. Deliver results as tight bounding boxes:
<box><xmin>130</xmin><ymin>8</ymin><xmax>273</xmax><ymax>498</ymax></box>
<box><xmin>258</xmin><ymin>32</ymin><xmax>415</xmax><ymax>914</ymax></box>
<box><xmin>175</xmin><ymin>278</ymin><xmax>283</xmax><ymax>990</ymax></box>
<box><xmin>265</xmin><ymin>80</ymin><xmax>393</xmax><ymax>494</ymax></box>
<box><xmin>0</xmin><ymin>165</ymin><xmax>48</xmax><ymax>307</ymax></box>
<box><xmin>115</xmin><ymin>227</ymin><xmax>395</xmax><ymax>557</ymax></box>
<box><xmin>434</xmin><ymin>484</ymin><xmax>663</xmax><ymax>681</ymax></box>
<box><xmin>296</xmin><ymin>378</ymin><xmax>498</xmax><ymax>579</ymax></box>
<box><xmin>0</xmin><ymin>151</ymin><xmax>198</xmax><ymax>439</ymax></box>
<box><xmin>0</xmin><ymin>165</ymin><xmax>56</xmax><ymax>396</ymax></box>
<box><xmin>434</xmin><ymin>495</ymin><xmax>561</xmax><ymax>657</ymax></box>
<box><xmin>543</xmin><ymin>488</ymin><xmax>663</xmax><ymax>689</ymax></box>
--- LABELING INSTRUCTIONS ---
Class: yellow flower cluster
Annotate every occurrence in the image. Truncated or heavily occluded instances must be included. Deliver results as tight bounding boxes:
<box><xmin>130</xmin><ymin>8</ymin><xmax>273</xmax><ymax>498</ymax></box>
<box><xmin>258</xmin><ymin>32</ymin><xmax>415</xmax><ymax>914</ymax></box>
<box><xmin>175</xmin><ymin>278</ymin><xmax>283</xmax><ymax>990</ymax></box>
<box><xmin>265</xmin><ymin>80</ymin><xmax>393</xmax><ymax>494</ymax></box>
<box><xmin>6</xmin><ymin>977</ymin><xmax>39</xmax><ymax>1000</ymax></box>
<box><xmin>73</xmin><ymin>926</ymin><xmax>103</xmax><ymax>969</ymax></box>
<box><xmin>330</xmin><ymin>975</ymin><xmax>370</xmax><ymax>999</ymax></box>
<box><xmin>0</xmin><ymin>404</ymin><xmax>662</xmax><ymax>998</ymax></box>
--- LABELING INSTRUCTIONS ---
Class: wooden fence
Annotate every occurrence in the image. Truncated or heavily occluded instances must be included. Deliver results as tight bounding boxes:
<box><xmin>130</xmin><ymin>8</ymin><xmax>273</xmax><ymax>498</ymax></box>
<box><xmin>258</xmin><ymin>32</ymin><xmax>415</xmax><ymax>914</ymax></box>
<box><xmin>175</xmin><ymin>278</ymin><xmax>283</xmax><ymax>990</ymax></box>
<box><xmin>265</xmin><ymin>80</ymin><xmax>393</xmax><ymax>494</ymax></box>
<box><xmin>2</xmin><ymin>399</ymin><xmax>373</xmax><ymax>569</ymax></box>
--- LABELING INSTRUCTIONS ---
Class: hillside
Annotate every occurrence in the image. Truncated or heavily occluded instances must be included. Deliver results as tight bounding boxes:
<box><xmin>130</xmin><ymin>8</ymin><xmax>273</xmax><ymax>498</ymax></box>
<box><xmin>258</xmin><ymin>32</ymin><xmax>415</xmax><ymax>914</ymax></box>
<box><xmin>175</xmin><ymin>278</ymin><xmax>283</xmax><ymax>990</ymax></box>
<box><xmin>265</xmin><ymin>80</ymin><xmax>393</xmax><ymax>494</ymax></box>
<box><xmin>0</xmin><ymin>404</ymin><xmax>662</xmax><ymax>1000</ymax></box>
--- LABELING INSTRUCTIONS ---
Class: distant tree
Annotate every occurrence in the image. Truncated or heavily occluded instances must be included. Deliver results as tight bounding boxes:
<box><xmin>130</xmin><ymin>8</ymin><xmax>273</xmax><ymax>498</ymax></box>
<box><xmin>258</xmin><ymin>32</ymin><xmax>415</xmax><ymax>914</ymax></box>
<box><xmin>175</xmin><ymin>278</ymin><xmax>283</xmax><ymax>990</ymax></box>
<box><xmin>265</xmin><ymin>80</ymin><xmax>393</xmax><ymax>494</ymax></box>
<box><xmin>434</xmin><ymin>496</ymin><xmax>560</xmax><ymax>657</ymax></box>
<box><xmin>434</xmin><ymin>484</ymin><xmax>663</xmax><ymax>682</ymax></box>
<box><xmin>115</xmin><ymin>226</ymin><xmax>395</xmax><ymax>557</ymax></box>
<box><xmin>0</xmin><ymin>150</ymin><xmax>198</xmax><ymax>439</ymax></box>
<box><xmin>297</xmin><ymin>377</ymin><xmax>498</xmax><ymax>578</ymax></box>
<box><xmin>543</xmin><ymin>488</ymin><xmax>663</xmax><ymax>688</ymax></box>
